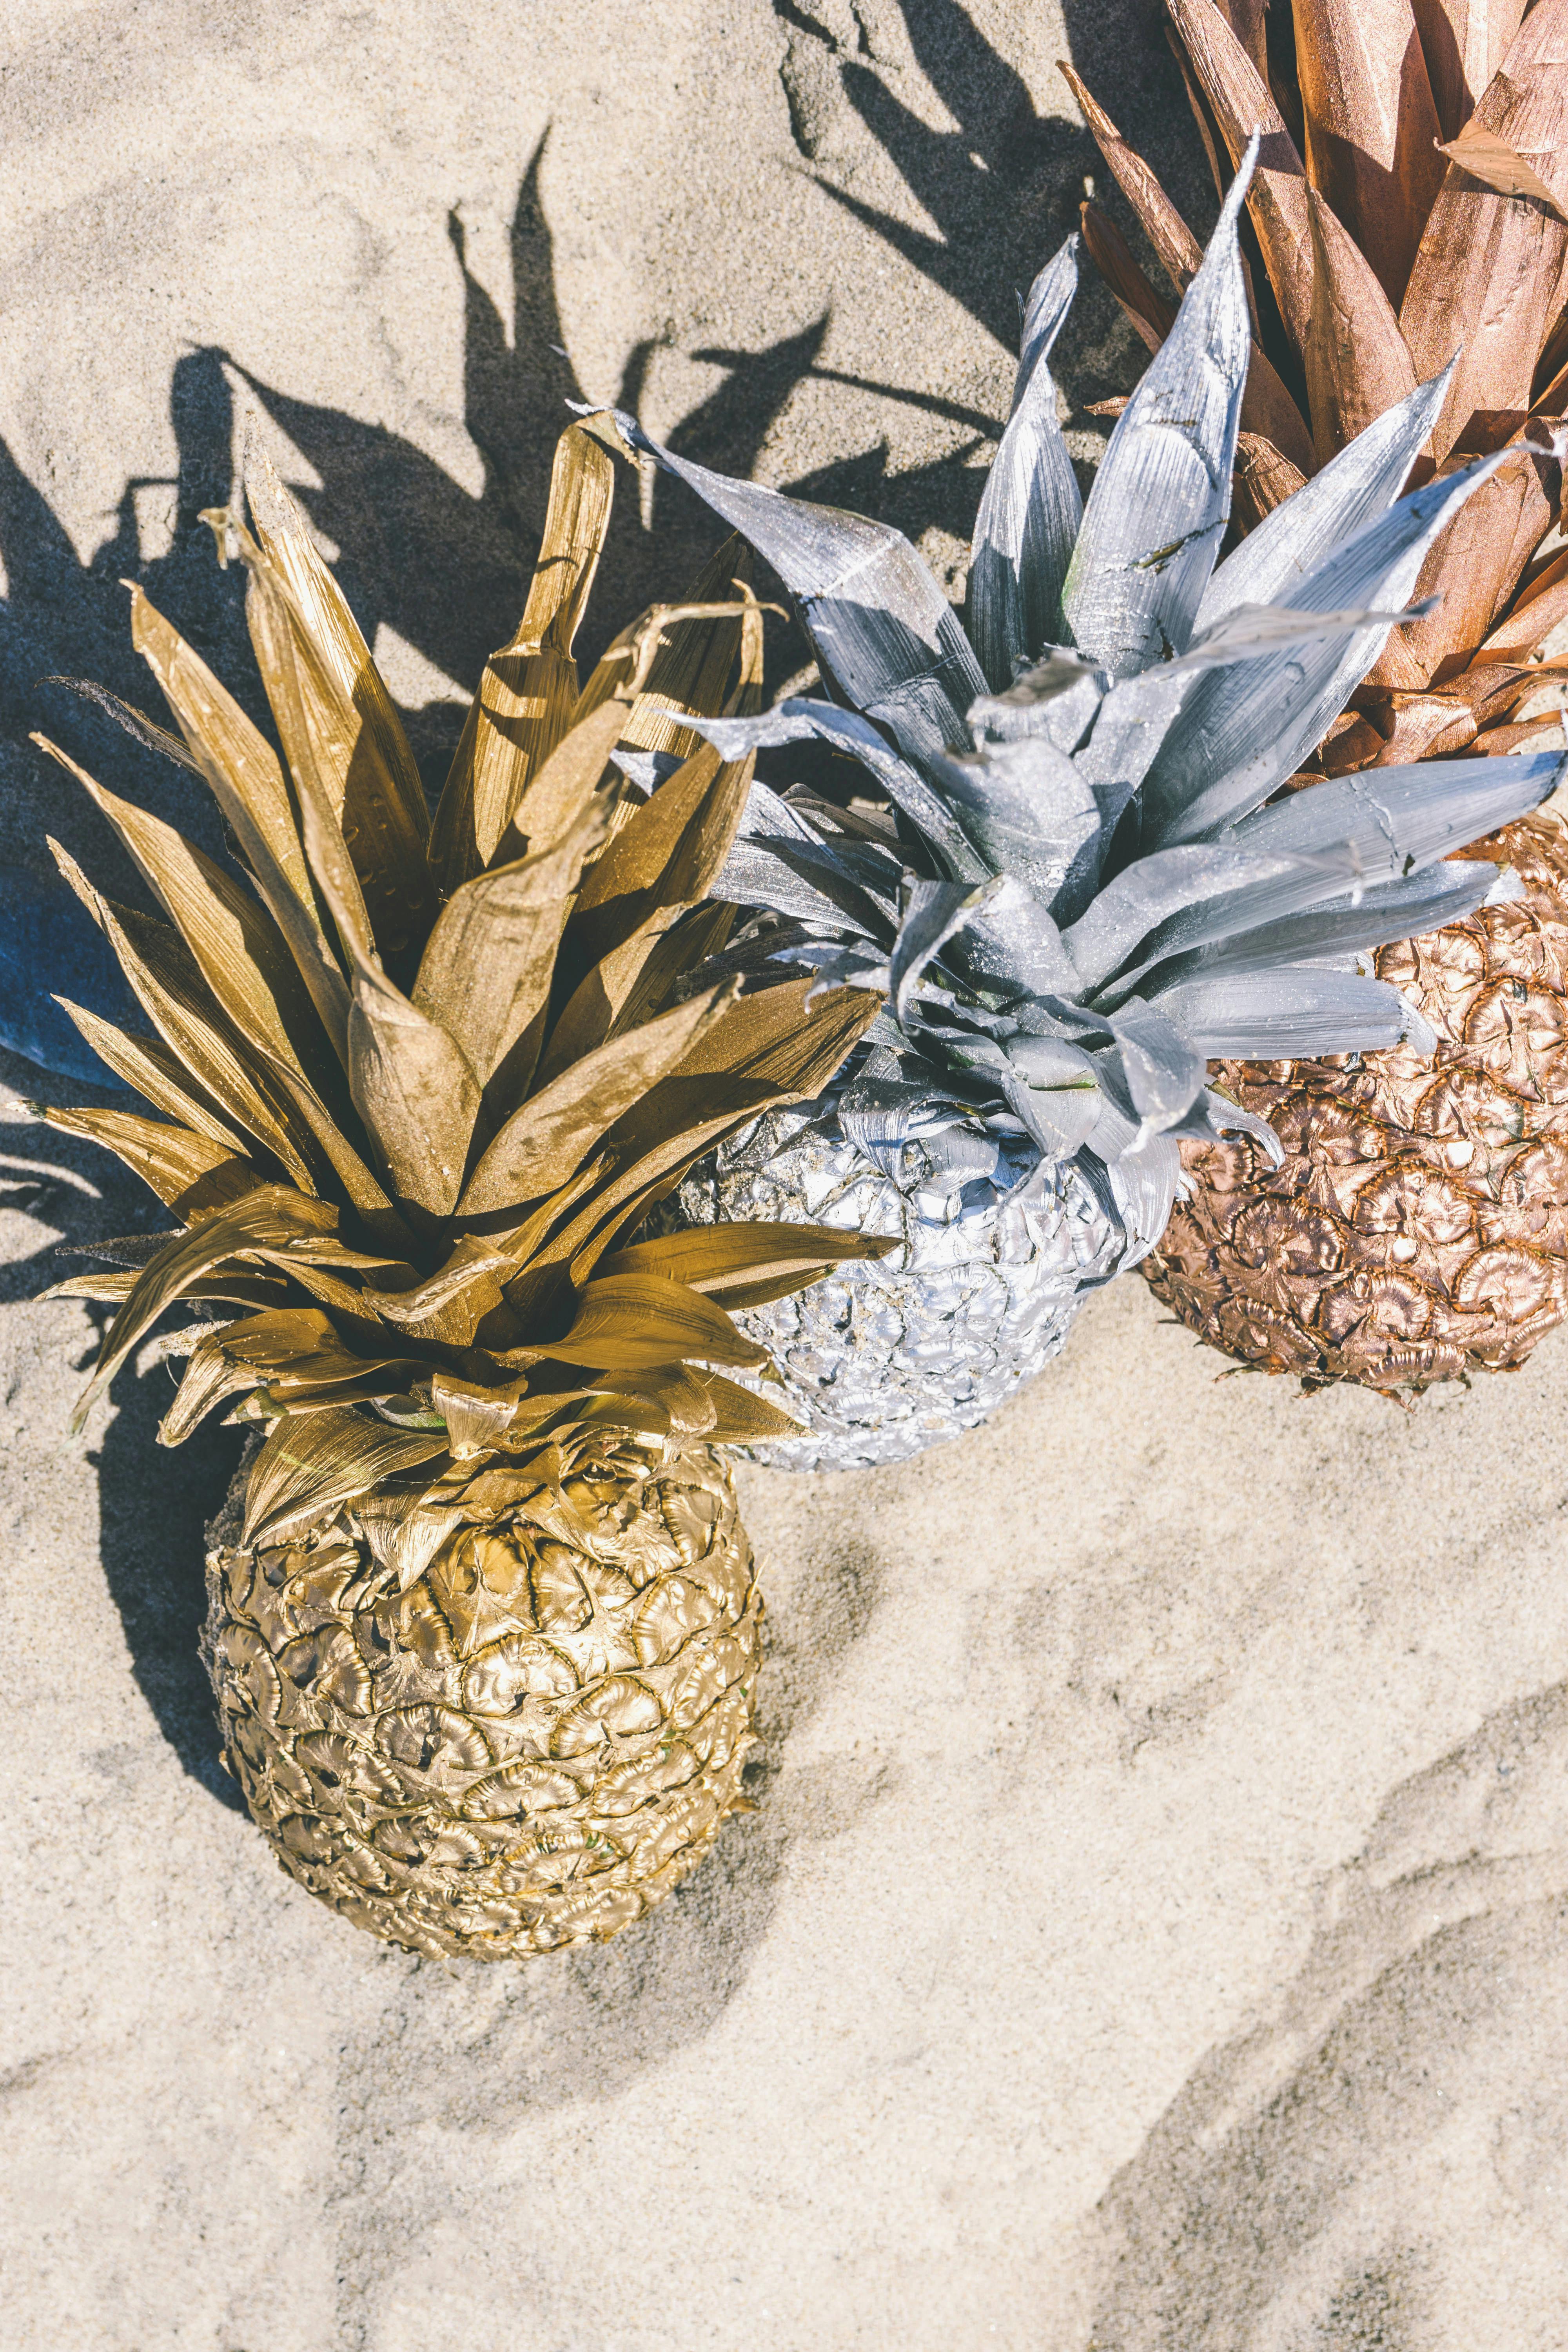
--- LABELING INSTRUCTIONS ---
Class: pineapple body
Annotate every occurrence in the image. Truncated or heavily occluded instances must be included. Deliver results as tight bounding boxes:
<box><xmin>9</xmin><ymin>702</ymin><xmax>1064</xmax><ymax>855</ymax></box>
<box><xmin>666</xmin><ymin>1091</ymin><xmax>1125</xmax><ymax>1470</ymax></box>
<box><xmin>1148</xmin><ymin>817</ymin><xmax>1568</xmax><ymax>1394</ymax></box>
<box><xmin>203</xmin><ymin>1438</ymin><xmax>761</xmax><ymax>1959</ymax></box>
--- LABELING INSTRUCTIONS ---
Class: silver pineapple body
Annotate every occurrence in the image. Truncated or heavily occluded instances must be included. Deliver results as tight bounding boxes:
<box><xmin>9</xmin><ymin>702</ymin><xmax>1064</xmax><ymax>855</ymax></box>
<box><xmin>666</xmin><ymin>1090</ymin><xmax>1125</xmax><ymax>1471</ymax></box>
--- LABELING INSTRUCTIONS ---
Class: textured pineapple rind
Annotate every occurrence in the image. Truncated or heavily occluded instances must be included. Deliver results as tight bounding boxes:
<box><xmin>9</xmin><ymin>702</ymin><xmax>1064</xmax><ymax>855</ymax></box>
<box><xmin>202</xmin><ymin>1438</ymin><xmax>761</xmax><ymax>1961</ymax></box>
<box><xmin>1148</xmin><ymin>817</ymin><xmax>1568</xmax><ymax>1395</ymax></box>
<box><xmin>664</xmin><ymin>1095</ymin><xmax>1127</xmax><ymax>1472</ymax></box>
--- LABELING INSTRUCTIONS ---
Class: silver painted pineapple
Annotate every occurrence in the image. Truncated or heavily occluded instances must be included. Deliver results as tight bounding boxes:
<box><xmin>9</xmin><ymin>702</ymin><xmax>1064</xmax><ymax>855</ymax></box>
<box><xmin>599</xmin><ymin>147</ymin><xmax>1565</xmax><ymax>1470</ymax></box>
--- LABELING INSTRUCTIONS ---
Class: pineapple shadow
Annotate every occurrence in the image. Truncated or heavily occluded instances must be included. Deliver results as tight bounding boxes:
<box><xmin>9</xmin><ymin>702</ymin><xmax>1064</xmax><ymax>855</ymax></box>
<box><xmin>330</xmin><ymin>1515</ymin><xmax>889</xmax><ymax>2134</ymax></box>
<box><xmin>325</xmin><ymin>1522</ymin><xmax>890</xmax><ymax>2336</ymax></box>
<box><xmin>1078</xmin><ymin>1680</ymin><xmax>1568</xmax><ymax>2347</ymax></box>
<box><xmin>773</xmin><ymin>0</ymin><xmax>1234</xmax><ymax>427</ymax></box>
<box><xmin>0</xmin><ymin>1061</ymin><xmax>247</xmax><ymax>1811</ymax></box>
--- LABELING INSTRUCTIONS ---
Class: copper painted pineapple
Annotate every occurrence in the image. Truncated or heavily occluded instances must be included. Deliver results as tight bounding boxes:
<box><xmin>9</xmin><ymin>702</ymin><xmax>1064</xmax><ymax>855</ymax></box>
<box><xmin>1070</xmin><ymin>0</ymin><xmax>1568</xmax><ymax>1393</ymax></box>
<box><xmin>40</xmin><ymin>423</ymin><xmax>885</xmax><ymax>1958</ymax></box>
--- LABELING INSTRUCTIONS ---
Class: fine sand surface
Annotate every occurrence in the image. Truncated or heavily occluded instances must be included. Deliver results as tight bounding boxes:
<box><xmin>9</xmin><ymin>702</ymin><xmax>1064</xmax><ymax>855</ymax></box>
<box><xmin>4</xmin><ymin>5</ymin><xmax>1568</xmax><ymax>2347</ymax></box>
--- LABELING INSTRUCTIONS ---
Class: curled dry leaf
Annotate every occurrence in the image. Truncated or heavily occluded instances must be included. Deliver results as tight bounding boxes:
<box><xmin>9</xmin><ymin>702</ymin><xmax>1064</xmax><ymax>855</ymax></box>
<box><xmin>1435</xmin><ymin>121</ymin><xmax>1568</xmax><ymax>216</ymax></box>
<box><xmin>430</xmin><ymin>423</ymin><xmax>616</xmax><ymax>890</ymax></box>
<box><xmin>1401</xmin><ymin>0</ymin><xmax>1568</xmax><ymax>459</ymax></box>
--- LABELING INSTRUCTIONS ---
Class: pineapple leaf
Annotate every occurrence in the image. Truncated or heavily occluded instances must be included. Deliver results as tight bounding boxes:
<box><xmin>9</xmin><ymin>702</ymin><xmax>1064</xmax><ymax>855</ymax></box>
<box><xmin>535</xmin><ymin>902</ymin><xmax>733</xmax><ymax>1091</ymax></box>
<box><xmin>84</xmin><ymin>888</ymin><xmax>321</xmax><ymax>1190</ymax></box>
<box><xmin>891</xmin><ymin>879</ymin><xmax>995</xmax><ymax>1024</ymax></box>
<box><xmin>51</xmin><ymin>998</ymin><xmax>254</xmax><ymax>1154</ymax></box>
<box><xmin>346</xmin><ymin>956</ymin><xmax>483</xmax><ymax>1218</ymax></box>
<box><xmin>241</xmin><ymin>564</ymin><xmax>381</xmax><ymax>964</ymax></box>
<box><xmin>127</xmin><ymin>586</ymin><xmax>351</xmax><ymax>1063</ymax></box>
<box><xmin>427</xmin><ymin>1374</ymin><xmax>533</xmax><ymax>1457</ymax></box>
<box><xmin>247</xmin><ymin>1049</ymin><xmax>419</xmax><ymax>1254</ymax></box>
<box><xmin>692</xmin><ymin>702</ymin><xmax>987</xmax><ymax>880</ymax></box>
<box><xmin>1302</xmin><ymin>187</ymin><xmax>1418</xmax><ymax>469</ymax></box>
<box><xmin>600</xmin><ymin>1220</ymin><xmax>894</xmax><ymax>1297</ymax></box>
<box><xmin>617</xmin><ymin>554</ymin><xmax>767</xmax><ymax>755</ymax></box>
<box><xmin>490</xmin><ymin>697</ymin><xmax>626</xmax><ymax>864</ymax></box>
<box><xmin>358</xmin><ymin>1236</ymin><xmax>515</xmax><ymax>1345</ymax></box>
<box><xmin>573</xmin><ymin>535</ymin><xmax>761</xmax><ymax>754</ymax></box>
<box><xmin>1195</xmin><ymin>366</ymin><xmax>1454</xmax><ymax>631</ymax></box>
<box><xmin>218</xmin><ymin>1308</ymin><xmax>425</xmax><ymax>1397</ymax></box>
<box><xmin>686</xmin><ymin>1368</ymin><xmax>807</xmax><ymax>1445</ymax></box>
<box><xmin>41</xmin><ymin>741</ymin><xmax>346</xmax><ymax>1113</ymax></box>
<box><xmin>40</xmin><ymin>1106</ymin><xmax>260</xmax><ymax>1222</ymax></box>
<box><xmin>1164</xmin><ymin>0</ymin><xmax>1312</xmax><ymax>352</ymax></box>
<box><xmin>1062</xmin><ymin>135</ymin><xmax>1255</xmax><ymax>677</ymax></box>
<box><xmin>240</xmin><ymin>538</ymin><xmax>436</xmax><ymax>963</ymax></box>
<box><xmin>595</xmin><ymin>405</ymin><xmax>988</xmax><ymax>770</ymax></box>
<box><xmin>77</xmin><ymin>1184</ymin><xmax>339</xmax><ymax>1426</ymax></box>
<box><xmin>1060</xmin><ymin>62</ymin><xmax>1316</xmax><ymax>478</ymax></box>
<box><xmin>543</xmin><ymin>1270</ymin><xmax>769</xmax><ymax>1372</ymax></box>
<box><xmin>926</xmin><ymin>733</ymin><xmax>1100</xmax><ymax>897</ymax></box>
<box><xmin>430</xmin><ymin>422</ymin><xmax>615</xmax><ymax>888</ymax></box>
<box><xmin>571</xmin><ymin>743</ymin><xmax>754</xmax><ymax>958</ymax></box>
<box><xmin>412</xmin><ymin>803</ymin><xmax>608</xmax><ymax>1091</ymax></box>
<box><xmin>1401</xmin><ymin>0</ymin><xmax>1568</xmax><ymax>459</ymax></box>
<box><xmin>241</xmin><ymin>1403</ymin><xmax>448</xmax><ymax>1546</ymax></box>
<box><xmin>1062</xmin><ymin>843</ymin><xmax>1291</xmax><ymax>989</ymax></box>
<box><xmin>159</xmin><ymin>1334</ymin><xmax>261</xmax><ymax>1448</ymax></box>
<box><xmin>1104</xmin><ymin>1000</ymin><xmax>1207</xmax><ymax>1134</ymax></box>
<box><xmin>1156</xmin><ymin>860</ymin><xmax>1500</xmax><ymax>985</ymax></box>
<box><xmin>716</xmin><ymin>840</ymin><xmax>875</xmax><ymax>935</ymax></box>
<box><xmin>246</xmin><ymin>451</ymin><xmax>432</xmax><ymax>848</ymax></box>
<box><xmin>1223</xmin><ymin>750</ymin><xmax>1561</xmax><ymax>875</ymax></box>
<box><xmin>1142</xmin><ymin>450</ymin><xmax>1514</xmax><ymax>844</ymax></box>
<box><xmin>1151</xmin><ymin>965</ymin><xmax>1431</xmax><ymax>1059</ymax></box>
<box><xmin>584</xmin><ymin>1363</ymin><xmax>720</xmax><ymax>1438</ymax></box>
<box><xmin>969</xmin><ymin>232</ymin><xmax>1083</xmax><ymax>690</ymax></box>
<box><xmin>457</xmin><ymin>985</ymin><xmax>736</xmax><ymax>1218</ymax></box>
<box><xmin>43</xmin><ymin>673</ymin><xmax>203</xmax><ymax>777</ymax></box>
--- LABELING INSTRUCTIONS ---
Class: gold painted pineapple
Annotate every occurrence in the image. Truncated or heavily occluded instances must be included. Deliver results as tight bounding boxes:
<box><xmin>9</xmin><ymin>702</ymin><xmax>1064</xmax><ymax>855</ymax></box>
<box><xmin>1069</xmin><ymin>0</ymin><xmax>1568</xmax><ymax>1393</ymax></box>
<box><xmin>40</xmin><ymin>421</ymin><xmax>885</xmax><ymax>1956</ymax></box>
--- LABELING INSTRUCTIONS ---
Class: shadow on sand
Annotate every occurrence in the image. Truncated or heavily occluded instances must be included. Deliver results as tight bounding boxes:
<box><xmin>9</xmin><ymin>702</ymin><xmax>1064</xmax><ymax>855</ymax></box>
<box><xmin>0</xmin><ymin>0</ymin><xmax>1218</xmax><ymax>2106</ymax></box>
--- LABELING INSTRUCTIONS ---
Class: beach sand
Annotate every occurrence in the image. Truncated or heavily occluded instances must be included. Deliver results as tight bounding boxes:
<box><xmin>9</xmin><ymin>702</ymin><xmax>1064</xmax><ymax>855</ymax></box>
<box><xmin>3</xmin><ymin>5</ymin><xmax>1567</xmax><ymax>2345</ymax></box>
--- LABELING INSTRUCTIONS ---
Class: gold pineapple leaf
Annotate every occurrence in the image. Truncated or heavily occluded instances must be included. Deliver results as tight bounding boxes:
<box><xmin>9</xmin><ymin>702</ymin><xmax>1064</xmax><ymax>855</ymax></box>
<box><xmin>534</xmin><ymin>901</ymin><xmax>734</xmax><ymax>1091</ymax></box>
<box><xmin>430</xmin><ymin>421</ymin><xmax>617</xmax><ymax>889</ymax></box>
<box><xmin>38</xmin><ymin>738</ymin><xmax>346</xmax><ymax>1112</ymax></box>
<box><xmin>56</xmin><ymin>852</ymin><xmax>321</xmax><ymax>1191</ymax></box>
<box><xmin>241</xmin><ymin>1404</ymin><xmax>448</xmax><ymax>1546</ymax></box>
<box><xmin>41</xmin><ymin>1107</ymin><xmax>260</xmax><ymax>1223</ymax></box>
<box><xmin>125</xmin><ymin>585</ymin><xmax>350</xmax><ymax>1061</ymax></box>
<box><xmin>76</xmin><ymin>1185</ymin><xmax>339</xmax><ymax>1427</ymax></box>
<box><xmin>344</xmin><ymin>951</ymin><xmax>483</xmax><ymax>1218</ymax></box>
<box><xmin>536</xmin><ymin>1270</ymin><xmax>770</xmax><ymax>1373</ymax></box>
<box><xmin>412</xmin><ymin>798</ymin><xmax>609</xmax><ymax>1096</ymax></box>
<box><xmin>457</xmin><ymin>984</ymin><xmax>737</xmax><ymax>1218</ymax></box>
<box><xmin>571</xmin><ymin>740</ymin><xmax>755</xmax><ymax>960</ymax></box>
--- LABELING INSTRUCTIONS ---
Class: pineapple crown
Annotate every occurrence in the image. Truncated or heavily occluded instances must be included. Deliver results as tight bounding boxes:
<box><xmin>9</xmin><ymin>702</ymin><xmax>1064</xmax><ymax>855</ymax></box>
<box><xmin>1063</xmin><ymin>4</ymin><xmax>1568</xmax><ymax>720</ymax></box>
<box><xmin>39</xmin><ymin>422</ymin><xmax>887</xmax><ymax>1550</ymax></box>
<box><xmin>583</xmin><ymin>144</ymin><xmax>1564</xmax><ymax>1255</ymax></box>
